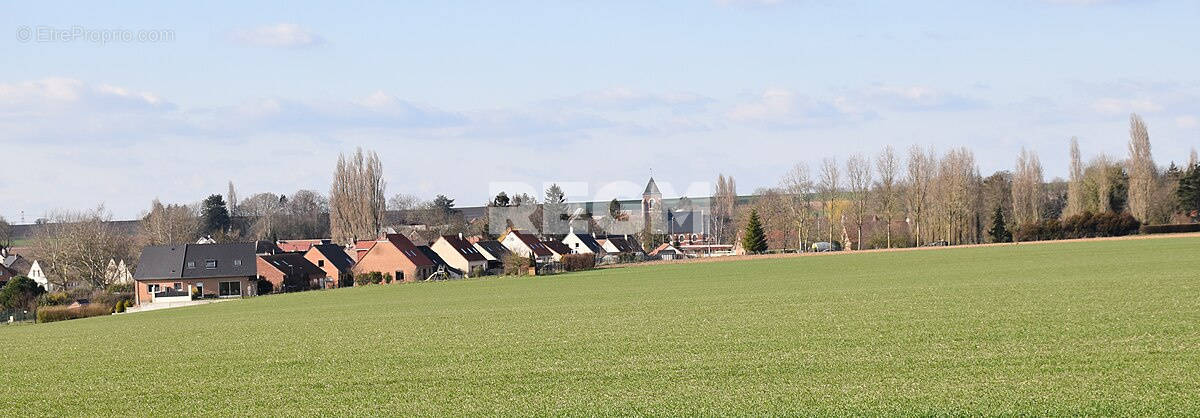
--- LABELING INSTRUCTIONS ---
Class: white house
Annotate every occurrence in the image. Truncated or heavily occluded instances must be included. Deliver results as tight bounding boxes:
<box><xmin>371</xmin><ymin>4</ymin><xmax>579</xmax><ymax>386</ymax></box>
<box><xmin>499</xmin><ymin>229</ymin><xmax>554</xmax><ymax>264</ymax></box>
<box><xmin>430</xmin><ymin>234</ymin><xmax>488</xmax><ymax>277</ymax></box>
<box><xmin>562</xmin><ymin>230</ymin><xmax>606</xmax><ymax>260</ymax></box>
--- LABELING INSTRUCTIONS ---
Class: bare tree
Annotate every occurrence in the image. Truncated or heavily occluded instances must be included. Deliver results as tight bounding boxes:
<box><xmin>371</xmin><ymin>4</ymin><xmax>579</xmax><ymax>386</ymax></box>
<box><xmin>329</xmin><ymin>148</ymin><xmax>387</xmax><ymax>244</ymax></box>
<box><xmin>780</xmin><ymin>163</ymin><xmax>815</xmax><ymax>250</ymax></box>
<box><xmin>905</xmin><ymin>146</ymin><xmax>935</xmax><ymax>246</ymax></box>
<box><xmin>874</xmin><ymin>146</ymin><xmax>900</xmax><ymax>248</ymax></box>
<box><xmin>139</xmin><ymin>199</ymin><xmax>200</xmax><ymax>246</ymax></box>
<box><xmin>818</xmin><ymin>157</ymin><xmax>840</xmax><ymax>245</ymax></box>
<box><xmin>226</xmin><ymin>181</ymin><xmax>239</xmax><ymax>218</ymax></box>
<box><xmin>0</xmin><ymin>216</ymin><xmax>11</xmax><ymax>249</ymax></box>
<box><xmin>711</xmin><ymin>174</ymin><xmax>737</xmax><ymax>244</ymax></box>
<box><xmin>1126</xmin><ymin>113</ymin><xmax>1156</xmax><ymax>222</ymax></box>
<box><xmin>241</xmin><ymin>192</ymin><xmax>285</xmax><ymax>240</ymax></box>
<box><xmin>282</xmin><ymin>190</ymin><xmax>330</xmax><ymax>239</ymax></box>
<box><xmin>1189</xmin><ymin>147</ymin><xmax>1198</xmax><ymax>169</ymax></box>
<box><xmin>846</xmin><ymin>154</ymin><xmax>872</xmax><ymax>250</ymax></box>
<box><xmin>33</xmin><ymin>205</ymin><xmax>134</xmax><ymax>289</ymax></box>
<box><xmin>1012</xmin><ymin>147</ymin><xmax>1044</xmax><ymax>226</ymax></box>
<box><xmin>934</xmin><ymin>148</ymin><xmax>977</xmax><ymax>244</ymax></box>
<box><xmin>1064</xmin><ymin>137</ymin><xmax>1086</xmax><ymax>218</ymax></box>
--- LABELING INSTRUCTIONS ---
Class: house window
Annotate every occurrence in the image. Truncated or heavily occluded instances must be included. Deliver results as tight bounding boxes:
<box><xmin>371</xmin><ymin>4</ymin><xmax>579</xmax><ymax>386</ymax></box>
<box><xmin>205</xmin><ymin>259</ymin><xmax>218</xmax><ymax>269</ymax></box>
<box><xmin>318</xmin><ymin>260</ymin><xmax>325</xmax><ymax>267</ymax></box>
<box><xmin>148</xmin><ymin>284</ymin><xmax>161</xmax><ymax>293</ymax></box>
<box><xmin>186</xmin><ymin>261</ymin><xmax>195</xmax><ymax>269</ymax></box>
<box><xmin>218</xmin><ymin>281</ymin><xmax>241</xmax><ymax>297</ymax></box>
<box><xmin>173</xmin><ymin>282</ymin><xmax>182</xmax><ymax>290</ymax></box>
<box><xmin>396</xmin><ymin>271</ymin><xmax>404</xmax><ymax>281</ymax></box>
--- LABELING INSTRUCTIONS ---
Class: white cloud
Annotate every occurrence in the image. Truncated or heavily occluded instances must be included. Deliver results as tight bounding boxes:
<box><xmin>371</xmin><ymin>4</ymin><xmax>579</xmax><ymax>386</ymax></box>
<box><xmin>548</xmin><ymin>87</ymin><xmax>712</xmax><ymax>111</ymax></box>
<box><xmin>727</xmin><ymin>88</ymin><xmax>874</xmax><ymax>128</ymax></box>
<box><xmin>1176</xmin><ymin>115</ymin><xmax>1198</xmax><ymax>128</ymax></box>
<box><xmin>229</xmin><ymin>23</ymin><xmax>323</xmax><ymax>48</ymax></box>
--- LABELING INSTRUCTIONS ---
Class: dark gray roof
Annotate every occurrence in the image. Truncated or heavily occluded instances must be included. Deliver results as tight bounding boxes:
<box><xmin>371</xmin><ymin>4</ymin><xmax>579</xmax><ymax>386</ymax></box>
<box><xmin>134</xmin><ymin>245</ymin><xmax>187</xmax><ymax>280</ymax></box>
<box><xmin>644</xmin><ymin>177</ymin><xmax>661</xmax><ymax>195</ymax></box>
<box><xmin>260</xmin><ymin>253</ymin><xmax>325</xmax><ymax>277</ymax></box>
<box><xmin>440</xmin><ymin>235</ymin><xmax>486</xmax><ymax>262</ymax></box>
<box><xmin>182</xmin><ymin>243</ymin><xmax>257</xmax><ymax>279</ymax></box>
<box><xmin>311</xmin><ymin>244</ymin><xmax>355</xmax><ymax>271</ymax></box>
<box><xmin>474</xmin><ymin>240</ymin><xmax>511</xmax><ymax>259</ymax></box>
<box><xmin>568</xmin><ymin>233</ymin><xmax>604</xmax><ymax>253</ymax></box>
<box><xmin>136</xmin><ymin>243</ymin><xmax>256</xmax><ymax>281</ymax></box>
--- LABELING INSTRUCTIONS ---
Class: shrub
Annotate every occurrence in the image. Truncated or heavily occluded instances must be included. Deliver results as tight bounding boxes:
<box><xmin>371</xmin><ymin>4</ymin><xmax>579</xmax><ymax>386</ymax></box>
<box><xmin>469</xmin><ymin>266</ymin><xmax>487</xmax><ymax>278</ymax></box>
<box><xmin>36</xmin><ymin>304</ymin><xmax>111</xmax><ymax>323</ymax></box>
<box><xmin>561</xmin><ymin>254</ymin><xmax>596</xmax><ymax>272</ymax></box>
<box><xmin>383</xmin><ymin>273</ymin><xmax>393</xmax><ymax>284</ymax></box>
<box><xmin>354</xmin><ymin>272</ymin><xmax>386</xmax><ymax>286</ymax></box>
<box><xmin>0</xmin><ymin>276</ymin><xmax>46</xmax><ymax>310</ymax></box>
<box><xmin>1139</xmin><ymin>223</ymin><xmax>1200</xmax><ymax>234</ymax></box>
<box><xmin>115</xmin><ymin>300</ymin><xmax>126</xmax><ymax>313</ymax></box>
<box><xmin>502</xmin><ymin>253</ymin><xmax>531</xmax><ymax>276</ymax></box>
<box><xmin>38</xmin><ymin>291</ymin><xmax>72</xmax><ymax>307</ymax></box>
<box><xmin>1016</xmin><ymin>212</ymin><xmax>1140</xmax><ymax>242</ymax></box>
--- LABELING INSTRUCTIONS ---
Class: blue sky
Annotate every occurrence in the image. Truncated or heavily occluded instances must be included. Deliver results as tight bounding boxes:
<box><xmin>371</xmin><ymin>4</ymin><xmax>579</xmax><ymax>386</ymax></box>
<box><xmin>2</xmin><ymin>0</ymin><xmax>1198</xmax><ymax>221</ymax></box>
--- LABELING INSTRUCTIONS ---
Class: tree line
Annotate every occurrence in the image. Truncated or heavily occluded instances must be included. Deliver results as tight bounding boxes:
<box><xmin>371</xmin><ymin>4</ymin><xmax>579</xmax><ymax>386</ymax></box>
<box><xmin>731</xmin><ymin>113</ymin><xmax>1199</xmax><ymax>251</ymax></box>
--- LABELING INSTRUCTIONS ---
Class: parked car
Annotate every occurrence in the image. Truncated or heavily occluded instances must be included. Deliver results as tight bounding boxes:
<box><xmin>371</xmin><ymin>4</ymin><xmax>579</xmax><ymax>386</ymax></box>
<box><xmin>926</xmin><ymin>240</ymin><xmax>949</xmax><ymax>247</ymax></box>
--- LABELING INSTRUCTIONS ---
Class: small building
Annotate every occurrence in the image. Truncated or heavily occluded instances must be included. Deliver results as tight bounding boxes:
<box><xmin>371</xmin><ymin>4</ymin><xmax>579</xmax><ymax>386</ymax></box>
<box><xmin>133</xmin><ymin>243</ymin><xmax>258</xmax><ymax>306</ymax></box>
<box><xmin>498</xmin><ymin>229</ymin><xmax>554</xmax><ymax>264</ymax></box>
<box><xmin>304</xmin><ymin>244</ymin><xmax>356</xmax><ymax>288</ymax></box>
<box><xmin>649</xmin><ymin>243</ymin><xmax>683</xmax><ymax>260</ymax></box>
<box><xmin>257</xmin><ymin>253</ymin><xmax>329</xmax><ymax>292</ymax></box>
<box><xmin>430</xmin><ymin>234</ymin><xmax>488</xmax><ymax>277</ymax></box>
<box><xmin>353</xmin><ymin>234</ymin><xmax>437</xmax><ymax>283</ymax></box>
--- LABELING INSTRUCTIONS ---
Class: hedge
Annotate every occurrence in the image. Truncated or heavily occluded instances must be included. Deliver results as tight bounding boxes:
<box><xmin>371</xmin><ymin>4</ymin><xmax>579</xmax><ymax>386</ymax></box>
<box><xmin>1140</xmin><ymin>223</ymin><xmax>1200</xmax><ymax>234</ymax></box>
<box><xmin>1015</xmin><ymin>211</ymin><xmax>1140</xmax><ymax>242</ymax></box>
<box><xmin>36</xmin><ymin>304</ymin><xmax>112</xmax><ymax>323</ymax></box>
<box><xmin>561</xmin><ymin>254</ymin><xmax>596</xmax><ymax>272</ymax></box>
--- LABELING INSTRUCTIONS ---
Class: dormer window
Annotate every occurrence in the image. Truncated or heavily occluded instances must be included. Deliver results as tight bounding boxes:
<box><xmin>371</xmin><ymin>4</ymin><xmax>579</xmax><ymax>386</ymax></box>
<box><xmin>186</xmin><ymin>261</ymin><xmax>195</xmax><ymax>269</ymax></box>
<box><xmin>233</xmin><ymin>259</ymin><xmax>242</xmax><ymax>267</ymax></box>
<box><xmin>205</xmin><ymin>259</ymin><xmax>218</xmax><ymax>269</ymax></box>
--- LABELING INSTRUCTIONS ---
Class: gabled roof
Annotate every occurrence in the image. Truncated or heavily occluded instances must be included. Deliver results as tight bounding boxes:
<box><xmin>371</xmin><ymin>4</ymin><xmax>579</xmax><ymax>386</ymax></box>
<box><xmin>135</xmin><ymin>243</ymin><xmax>257</xmax><ymax>280</ymax></box>
<box><xmin>439</xmin><ymin>235</ymin><xmax>486</xmax><ymax>262</ymax></box>
<box><xmin>542</xmin><ymin>239</ymin><xmax>571</xmax><ymax>256</ymax></box>
<box><xmin>474</xmin><ymin>240</ymin><xmax>511</xmax><ymax>260</ymax></box>
<box><xmin>310</xmin><ymin>244</ymin><xmax>356</xmax><ymax>271</ymax></box>
<box><xmin>503</xmin><ymin>229</ymin><xmax>553</xmax><ymax>257</ymax></box>
<box><xmin>382</xmin><ymin>234</ymin><xmax>435</xmax><ymax>266</ymax></box>
<box><xmin>260</xmin><ymin>253</ymin><xmax>325</xmax><ymax>277</ymax></box>
<box><xmin>649</xmin><ymin>242</ymin><xmax>680</xmax><ymax>256</ymax></box>
<box><xmin>566</xmin><ymin>232</ymin><xmax>604</xmax><ymax>253</ymax></box>
<box><xmin>599</xmin><ymin>235</ymin><xmax>642</xmax><ymax>253</ymax></box>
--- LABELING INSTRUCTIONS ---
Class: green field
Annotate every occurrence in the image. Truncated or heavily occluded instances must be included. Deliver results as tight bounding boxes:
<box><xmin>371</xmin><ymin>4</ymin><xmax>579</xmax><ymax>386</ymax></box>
<box><xmin>3</xmin><ymin>237</ymin><xmax>1199</xmax><ymax>416</ymax></box>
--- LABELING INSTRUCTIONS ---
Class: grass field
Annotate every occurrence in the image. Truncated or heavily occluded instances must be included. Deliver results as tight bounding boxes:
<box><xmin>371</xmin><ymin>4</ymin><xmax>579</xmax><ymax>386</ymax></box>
<box><xmin>2</xmin><ymin>237</ymin><xmax>1199</xmax><ymax>416</ymax></box>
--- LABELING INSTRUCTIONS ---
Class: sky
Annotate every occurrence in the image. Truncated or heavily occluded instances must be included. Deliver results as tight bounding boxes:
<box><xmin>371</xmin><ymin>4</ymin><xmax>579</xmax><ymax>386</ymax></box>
<box><xmin>2</xmin><ymin>0</ymin><xmax>1199</xmax><ymax>222</ymax></box>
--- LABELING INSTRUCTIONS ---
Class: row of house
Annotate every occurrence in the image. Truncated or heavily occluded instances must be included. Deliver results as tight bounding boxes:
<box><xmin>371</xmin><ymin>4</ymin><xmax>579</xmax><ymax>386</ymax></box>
<box><xmin>130</xmin><ymin>225</ymin><xmax>655</xmax><ymax>307</ymax></box>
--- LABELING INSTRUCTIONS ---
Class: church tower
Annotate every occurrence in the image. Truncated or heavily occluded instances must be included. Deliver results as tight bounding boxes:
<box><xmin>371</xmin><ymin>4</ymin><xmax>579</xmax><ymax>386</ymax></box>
<box><xmin>642</xmin><ymin>177</ymin><xmax>664</xmax><ymax>233</ymax></box>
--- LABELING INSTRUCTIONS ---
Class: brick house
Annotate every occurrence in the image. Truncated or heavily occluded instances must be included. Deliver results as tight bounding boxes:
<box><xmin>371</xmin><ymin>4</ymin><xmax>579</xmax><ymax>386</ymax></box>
<box><xmin>353</xmin><ymin>234</ymin><xmax>436</xmax><ymax>282</ymax></box>
<box><xmin>133</xmin><ymin>243</ymin><xmax>258</xmax><ymax>306</ymax></box>
<box><xmin>303</xmin><ymin>244</ymin><xmax>356</xmax><ymax>288</ymax></box>
<box><xmin>430</xmin><ymin>234</ymin><xmax>487</xmax><ymax>277</ymax></box>
<box><xmin>256</xmin><ymin>253</ymin><xmax>328</xmax><ymax>293</ymax></box>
